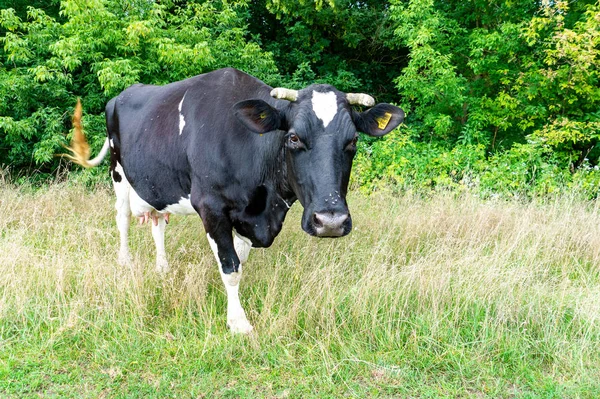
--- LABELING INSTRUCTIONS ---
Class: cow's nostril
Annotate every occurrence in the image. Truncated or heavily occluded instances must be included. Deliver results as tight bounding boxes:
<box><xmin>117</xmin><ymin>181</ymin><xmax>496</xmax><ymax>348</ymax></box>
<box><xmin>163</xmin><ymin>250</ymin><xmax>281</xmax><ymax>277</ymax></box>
<box><xmin>312</xmin><ymin>213</ymin><xmax>324</xmax><ymax>228</ymax></box>
<box><xmin>312</xmin><ymin>212</ymin><xmax>349</xmax><ymax>237</ymax></box>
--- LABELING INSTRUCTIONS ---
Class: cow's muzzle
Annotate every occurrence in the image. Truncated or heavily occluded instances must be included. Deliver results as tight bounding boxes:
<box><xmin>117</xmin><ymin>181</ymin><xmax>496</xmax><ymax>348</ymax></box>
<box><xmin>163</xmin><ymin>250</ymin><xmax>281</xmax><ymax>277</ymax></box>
<box><xmin>311</xmin><ymin>211</ymin><xmax>351</xmax><ymax>237</ymax></box>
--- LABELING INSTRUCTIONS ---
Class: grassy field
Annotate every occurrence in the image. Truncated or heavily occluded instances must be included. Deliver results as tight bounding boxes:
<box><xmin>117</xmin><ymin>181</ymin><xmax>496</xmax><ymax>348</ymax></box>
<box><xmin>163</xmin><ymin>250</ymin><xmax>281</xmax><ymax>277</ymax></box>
<box><xmin>1</xmin><ymin>182</ymin><xmax>600</xmax><ymax>398</ymax></box>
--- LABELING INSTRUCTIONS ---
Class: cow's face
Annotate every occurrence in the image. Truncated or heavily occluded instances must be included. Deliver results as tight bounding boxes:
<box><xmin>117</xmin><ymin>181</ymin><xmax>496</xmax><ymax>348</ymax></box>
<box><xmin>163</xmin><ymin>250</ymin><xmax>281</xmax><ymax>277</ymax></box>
<box><xmin>234</xmin><ymin>85</ymin><xmax>404</xmax><ymax>237</ymax></box>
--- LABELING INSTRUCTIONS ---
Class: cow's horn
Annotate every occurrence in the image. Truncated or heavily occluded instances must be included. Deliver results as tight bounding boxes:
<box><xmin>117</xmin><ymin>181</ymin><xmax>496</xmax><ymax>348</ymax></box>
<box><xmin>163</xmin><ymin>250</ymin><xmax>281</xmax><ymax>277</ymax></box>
<box><xmin>346</xmin><ymin>93</ymin><xmax>375</xmax><ymax>107</ymax></box>
<box><xmin>271</xmin><ymin>88</ymin><xmax>298</xmax><ymax>102</ymax></box>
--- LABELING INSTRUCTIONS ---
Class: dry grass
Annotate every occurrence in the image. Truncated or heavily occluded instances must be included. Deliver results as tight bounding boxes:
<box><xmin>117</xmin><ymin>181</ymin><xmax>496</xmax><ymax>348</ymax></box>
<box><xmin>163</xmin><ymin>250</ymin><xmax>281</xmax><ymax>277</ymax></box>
<box><xmin>1</xmin><ymin>181</ymin><xmax>600</xmax><ymax>397</ymax></box>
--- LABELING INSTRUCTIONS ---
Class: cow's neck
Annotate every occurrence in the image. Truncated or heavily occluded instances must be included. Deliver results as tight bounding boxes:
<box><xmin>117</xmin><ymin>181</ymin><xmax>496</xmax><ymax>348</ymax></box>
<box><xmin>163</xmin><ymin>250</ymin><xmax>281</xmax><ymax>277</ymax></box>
<box><xmin>229</xmin><ymin>133</ymin><xmax>296</xmax><ymax>247</ymax></box>
<box><xmin>260</xmin><ymin>133</ymin><xmax>297</xmax><ymax>206</ymax></box>
<box><xmin>277</xmin><ymin>148</ymin><xmax>297</xmax><ymax>206</ymax></box>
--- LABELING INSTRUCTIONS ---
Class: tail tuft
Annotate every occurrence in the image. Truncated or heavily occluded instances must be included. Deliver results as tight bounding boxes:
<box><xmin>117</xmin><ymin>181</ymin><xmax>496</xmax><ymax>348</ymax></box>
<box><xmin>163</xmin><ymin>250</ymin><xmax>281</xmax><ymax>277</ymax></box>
<box><xmin>59</xmin><ymin>99</ymin><xmax>108</xmax><ymax>168</ymax></box>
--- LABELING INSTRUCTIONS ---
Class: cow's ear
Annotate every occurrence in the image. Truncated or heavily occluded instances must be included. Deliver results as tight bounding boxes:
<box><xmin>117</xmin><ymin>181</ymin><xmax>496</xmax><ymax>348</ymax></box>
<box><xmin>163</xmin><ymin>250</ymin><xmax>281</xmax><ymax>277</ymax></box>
<box><xmin>233</xmin><ymin>100</ymin><xmax>283</xmax><ymax>134</ymax></box>
<box><xmin>352</xmin><ymin>104</ymin><xmax>404</xmax><ymax>137</ymax></box>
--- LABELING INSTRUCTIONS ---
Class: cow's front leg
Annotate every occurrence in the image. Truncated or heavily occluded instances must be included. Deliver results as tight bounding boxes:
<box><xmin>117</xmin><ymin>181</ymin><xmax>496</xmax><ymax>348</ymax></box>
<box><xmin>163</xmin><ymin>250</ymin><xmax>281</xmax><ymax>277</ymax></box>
<box><xmin>206</xmin><ymin>233</ymin><xmax>253</xmax><ymax>333</ymax></box>
<box><xmin>199</xmin><ymin>203</ymin><xmax>253</xmax><ymax>334</ymax></box>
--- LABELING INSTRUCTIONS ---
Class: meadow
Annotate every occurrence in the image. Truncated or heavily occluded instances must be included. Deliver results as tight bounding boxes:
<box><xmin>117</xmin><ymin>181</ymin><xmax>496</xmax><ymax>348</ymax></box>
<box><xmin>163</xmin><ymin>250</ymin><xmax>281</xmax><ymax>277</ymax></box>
<box><xmin>1</xmin><ymin>181</ymin><xmax>600</xmax><ymax>398</ymax></box>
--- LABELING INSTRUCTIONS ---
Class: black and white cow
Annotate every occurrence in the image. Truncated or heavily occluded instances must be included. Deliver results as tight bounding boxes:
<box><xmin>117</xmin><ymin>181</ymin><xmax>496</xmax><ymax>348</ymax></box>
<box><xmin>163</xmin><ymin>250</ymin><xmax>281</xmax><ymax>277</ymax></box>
<box><xmin>67</xmin><ymin>68</ymin><xmax>404</xmax><ymax>333</ymax></box>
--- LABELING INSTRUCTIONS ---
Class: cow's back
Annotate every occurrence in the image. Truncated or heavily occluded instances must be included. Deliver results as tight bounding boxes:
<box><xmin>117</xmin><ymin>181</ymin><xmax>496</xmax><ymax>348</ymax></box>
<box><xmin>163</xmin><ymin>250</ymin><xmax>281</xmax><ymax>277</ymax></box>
<box><xmin>106</xmin><ymin>68</ymin><xmax>276</xmax><ymax>211</ymax></box>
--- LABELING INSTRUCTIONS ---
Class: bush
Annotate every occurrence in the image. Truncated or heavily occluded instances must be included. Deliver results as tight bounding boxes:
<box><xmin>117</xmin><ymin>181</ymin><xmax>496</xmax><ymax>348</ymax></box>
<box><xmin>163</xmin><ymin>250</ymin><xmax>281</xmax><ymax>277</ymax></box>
<box><xmin>354</xmin><ymin>130</ymin><xmax>600</xmax><ymax>200</ymax></box>
<box><xmin>353</xmin><ymin>127</ymin><xmax>485</xmax><ymax>194</ymax></box>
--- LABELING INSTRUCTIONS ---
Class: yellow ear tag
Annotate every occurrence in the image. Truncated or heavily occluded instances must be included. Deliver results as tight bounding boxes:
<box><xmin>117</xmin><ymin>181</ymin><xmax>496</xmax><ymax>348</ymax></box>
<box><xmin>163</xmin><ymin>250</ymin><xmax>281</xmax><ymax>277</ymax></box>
<box><xmin>377</xmin><ymin>112</ymin><xmax>392</xmax><ymax>130</ymax></box>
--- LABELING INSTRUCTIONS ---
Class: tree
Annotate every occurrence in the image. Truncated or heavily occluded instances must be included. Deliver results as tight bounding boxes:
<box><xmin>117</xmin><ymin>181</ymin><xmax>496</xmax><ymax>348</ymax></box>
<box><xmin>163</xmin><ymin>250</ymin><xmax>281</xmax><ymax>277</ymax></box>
<box><xmin>248</xmin><ymin>0</ymin><xmax>409</xmax><ymax>99</ymax></box>
<box><xmin>523</xmin><ymin>1</ymin><xmax>600</xmax><ymax>168</ymax></box>
<box><xmin>0</xmin><ymin>0</ymin><xmax>277</xmax><ymax>172</ymax></box>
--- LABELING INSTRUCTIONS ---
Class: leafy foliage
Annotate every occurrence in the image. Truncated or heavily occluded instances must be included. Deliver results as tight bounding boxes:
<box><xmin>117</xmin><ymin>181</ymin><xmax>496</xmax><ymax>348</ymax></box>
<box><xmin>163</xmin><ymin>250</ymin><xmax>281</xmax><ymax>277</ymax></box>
<box><xmin>0</xmin><ymin>0</ymin><xmax>277</xmax><ymax>170</ymax></box>
<box><xmin>1</xmin><ymin>0</ymin><xmax>599</xmax><ymax>198</ymax></box>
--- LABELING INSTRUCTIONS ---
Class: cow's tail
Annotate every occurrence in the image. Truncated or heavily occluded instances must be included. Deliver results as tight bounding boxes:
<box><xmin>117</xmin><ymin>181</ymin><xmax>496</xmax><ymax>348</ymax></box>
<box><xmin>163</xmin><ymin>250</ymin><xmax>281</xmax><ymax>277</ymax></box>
<box><xmin>60</xmin><ymin>99</ymin><xmax>109</xmax><ymax>168</ymax></box>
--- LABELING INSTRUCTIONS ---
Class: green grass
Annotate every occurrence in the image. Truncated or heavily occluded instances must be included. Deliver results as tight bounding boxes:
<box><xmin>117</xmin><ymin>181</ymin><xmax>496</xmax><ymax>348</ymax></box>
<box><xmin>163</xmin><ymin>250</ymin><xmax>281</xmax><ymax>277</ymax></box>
<box><xmin>1</xmin><ymin>182</ymin><xmax>600</xmax><ymax>398</ymax></box>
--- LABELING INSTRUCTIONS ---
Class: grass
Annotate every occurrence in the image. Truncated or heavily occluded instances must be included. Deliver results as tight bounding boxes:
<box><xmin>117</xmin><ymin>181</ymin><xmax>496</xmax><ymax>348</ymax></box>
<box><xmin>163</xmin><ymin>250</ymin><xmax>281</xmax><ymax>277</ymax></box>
<box><xmin>1</xmin><ymin>181</ymin><xmax>600</xmax><ymax>398</ymax></box>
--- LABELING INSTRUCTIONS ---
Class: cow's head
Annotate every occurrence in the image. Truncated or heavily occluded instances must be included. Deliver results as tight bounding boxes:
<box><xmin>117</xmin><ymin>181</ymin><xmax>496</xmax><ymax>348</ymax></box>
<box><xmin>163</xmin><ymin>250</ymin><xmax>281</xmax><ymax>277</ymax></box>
<box><xmin>233</xmin><ymin>85</ymin><xmax>404</xmax><ymax>237</ymax></box>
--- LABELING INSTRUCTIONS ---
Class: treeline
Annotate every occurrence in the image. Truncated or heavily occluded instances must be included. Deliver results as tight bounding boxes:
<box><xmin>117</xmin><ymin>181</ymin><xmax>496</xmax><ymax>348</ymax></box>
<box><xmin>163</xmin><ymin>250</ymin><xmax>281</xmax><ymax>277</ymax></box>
<box><xmin>1</xmin><ymin>0</ymin><xmax>599</xmax><ymax>197</ymax></box>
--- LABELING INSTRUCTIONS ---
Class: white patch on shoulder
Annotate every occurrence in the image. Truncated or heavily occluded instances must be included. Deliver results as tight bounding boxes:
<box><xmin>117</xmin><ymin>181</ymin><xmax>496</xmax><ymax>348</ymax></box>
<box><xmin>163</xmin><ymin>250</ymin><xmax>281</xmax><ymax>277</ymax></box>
<box><xmin>178</xmin><ymin>91</ymin><xmax>187</xmax><ymax>135</ymax></box>
<box><xmin>312</xmin><ymin>91</ymin><xmax>338</xmax><ymax>128</ymax></box>
<box><xmin>163</xmin><ymin>195</ymin><xmax>196</xmax><ymax>215</ymax></box>
<box><xmin>109</xmin><ymin>138</ymin><xmax>114</xmax><ymax>148</ymax></box>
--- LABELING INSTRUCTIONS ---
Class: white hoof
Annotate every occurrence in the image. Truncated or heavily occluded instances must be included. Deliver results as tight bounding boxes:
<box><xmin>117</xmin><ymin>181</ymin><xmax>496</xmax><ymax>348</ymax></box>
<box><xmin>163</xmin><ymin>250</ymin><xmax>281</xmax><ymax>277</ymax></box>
<box><xmin>155</xmin><ymin>256</ymin><xmax>170</xmax><ymax>273</ymax></box>
<box><xmin>117</xmin><ymin>252</ymin><xmax>132</xmax><ymax>266</ymax></box>
<box><xmin>227</xmin><ymin>317</ymin><xmax>254</xmax><ymax>334</ymax></box>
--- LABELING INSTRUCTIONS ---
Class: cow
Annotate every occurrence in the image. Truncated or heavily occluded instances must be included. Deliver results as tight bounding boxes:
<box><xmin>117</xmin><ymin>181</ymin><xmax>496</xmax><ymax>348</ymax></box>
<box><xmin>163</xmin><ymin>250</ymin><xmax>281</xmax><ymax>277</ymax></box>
<box><xmin>65</xmin><ymin>67</ymin><xmax>404</xmax><ymax>333</ymax></box>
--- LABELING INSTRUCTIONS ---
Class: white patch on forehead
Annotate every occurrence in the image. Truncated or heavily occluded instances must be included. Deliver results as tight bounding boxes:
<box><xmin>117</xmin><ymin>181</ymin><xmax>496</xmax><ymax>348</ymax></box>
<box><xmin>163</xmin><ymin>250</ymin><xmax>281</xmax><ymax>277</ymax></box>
<box><xmin>178</xmin><ymin>91</ymin><xmax>187</xmax><ymax>135</ymax></box>
<box><xmin>109</xmin><ymin>139</ymin><xmax>114</xmax><ymax>148</ymax></box>
<box><xmin>312</xmin><ymin>91</ymin><xmax>338</xmax><ymax>128</ymax></box>
<box><xmin>163</xmin><ymin>195</ymin><xmax>196</xmax><ymax>215</ymax></box>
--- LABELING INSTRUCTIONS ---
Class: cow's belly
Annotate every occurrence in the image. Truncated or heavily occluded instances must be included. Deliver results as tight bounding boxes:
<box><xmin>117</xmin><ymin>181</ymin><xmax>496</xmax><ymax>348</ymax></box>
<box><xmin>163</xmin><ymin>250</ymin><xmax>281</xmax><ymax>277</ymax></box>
<box><xmin>128</xmin><ymin>188</ymin><xmax>195</xmax><ymax>216</ymax></box>
<box><xmin>129</xmin><ymin>188</ymin><xmax>197</xmax><ymax>217</ymax></box>
<box><xmin>161</xmin><ymin>195</ymin><xmax>196</xmax><ymax>215</ymax></box>
<box><xmin>114</xmin><ymin>161</ymin><xmax>196</xmax><ymax>217</ymax></box>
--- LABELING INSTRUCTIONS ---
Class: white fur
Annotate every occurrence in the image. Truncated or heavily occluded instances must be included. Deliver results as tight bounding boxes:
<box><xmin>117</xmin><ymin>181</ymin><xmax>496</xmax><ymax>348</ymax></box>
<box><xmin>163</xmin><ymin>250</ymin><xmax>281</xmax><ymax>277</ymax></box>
<box><xmin>163</xmin><ymin>195</ymin><xmax>196</xmax><ymax>215</ymax></box>
<box><xmin>207</xmin><ymin>233</ymin><xmax>253</xmax><ymax>334</ymax></box>
<box><xmin>112</xmin><ymin>162</ymin><xmax>132</xmax><ymax>266</ymax></box>
<box><xmin>178</xmin><ymin>92</ymin><xmax>187</xmax><ymax>135</ymax></box>
<box><xmin>112</xmin><ymin>160</ymin><xmax>199</xmax><ymax>271</ymax></box>
<box><xmin>312</xmin><ymin>91</ymin><xmax>338</xmax><ymax>128</ymax></box>
<box><xmin>124</xmin><ymin>170</ymin><xmax>154</xmax><ymax>217</ymax></box>
<box><xmin>152</xmin><ymin>216</ymin><xmax>169</xmax><ymax>273</ymax></box>
<box><xmin>234</xmin><ymin>232</ymin><xmax>252</xmax><ymax>264</ymax></box>
<box><xmin>113</xmin><ymin>162</ymin><xmax>166</xmax><ymax>270</ymax></box>
<box><xmin>88</xmin><ymin>138</ymin><xmax>110</xmax><ymax>167</ymax></box>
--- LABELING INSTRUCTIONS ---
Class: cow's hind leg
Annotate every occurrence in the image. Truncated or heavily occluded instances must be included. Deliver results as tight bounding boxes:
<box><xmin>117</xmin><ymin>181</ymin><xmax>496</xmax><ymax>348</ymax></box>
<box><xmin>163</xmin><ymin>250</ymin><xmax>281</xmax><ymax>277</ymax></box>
<box><xmin>151</xmin><ymin>215</ymin><xmax>169</xmax><ymax>273</ymax></box>
<box><xmin>234</xmin><ymin>232</ymin><xmax>252</xmax><ymax>264</ymax></box>
<box><xmin>113</xmin><ymin>176</ymin><xmax>132</xmax><ymax>266</ymax></box>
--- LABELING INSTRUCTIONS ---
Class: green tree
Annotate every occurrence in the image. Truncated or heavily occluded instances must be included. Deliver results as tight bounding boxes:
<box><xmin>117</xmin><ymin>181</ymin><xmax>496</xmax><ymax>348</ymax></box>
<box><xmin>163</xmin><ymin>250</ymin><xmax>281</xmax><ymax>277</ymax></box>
<box><xmin>523</xmin><ymin>1</ymin><xmax>600</xmax><ymax>169</ymax></box>
<box><xmin>387</xmin><ymin>0</ymin><xmax>597</xmax><ymax>154</ymax></box>
<box><xmin>248</xmin><ymin>0</ymin><xmax>409</xmax><ymax>98</ymax></box>
<box><xmin>1</xmin><ymin>0</ymin><xmax>599</xmax><ymax>197</ymax></box>
<box><xmin>0</xmin><ymin>0</ymin><xmax>277</xmax><ymax>172</ymax></box>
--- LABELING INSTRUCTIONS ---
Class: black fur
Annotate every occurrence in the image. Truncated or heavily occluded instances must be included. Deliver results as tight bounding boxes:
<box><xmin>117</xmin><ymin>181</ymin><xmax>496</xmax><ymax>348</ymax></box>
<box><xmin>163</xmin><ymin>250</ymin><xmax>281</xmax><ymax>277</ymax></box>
<box><xmin>105</xmin><ymin>68</ymin><xmax>404</xmax><ymax>274</ymax></box>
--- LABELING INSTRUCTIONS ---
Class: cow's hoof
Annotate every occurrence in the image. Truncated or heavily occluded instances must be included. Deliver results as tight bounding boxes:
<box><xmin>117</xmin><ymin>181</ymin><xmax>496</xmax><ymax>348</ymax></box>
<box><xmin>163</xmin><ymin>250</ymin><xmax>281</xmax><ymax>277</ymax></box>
<box><xmin>117</xmin><ymin>252</ymin><xmax>132</xmax><ymax>266</ymax></box>
<box><xmin>227</xmin><ymin>318</ymin><xmax>254</xmax><ymax>334</ymax></box>
<box><xmin>155</xmin><ymin>257</ymin><xmax>170</xmax><ymax>274</ymax></box>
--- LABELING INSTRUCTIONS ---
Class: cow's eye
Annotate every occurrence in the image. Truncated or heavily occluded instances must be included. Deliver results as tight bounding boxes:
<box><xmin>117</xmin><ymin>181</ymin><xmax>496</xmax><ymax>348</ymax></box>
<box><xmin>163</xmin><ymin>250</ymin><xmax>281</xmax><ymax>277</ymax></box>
<box><xmin>287</xmin><ymin>133</ymin><xmax>304</xmax><ymax>149</ymax></box>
